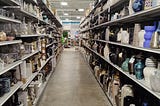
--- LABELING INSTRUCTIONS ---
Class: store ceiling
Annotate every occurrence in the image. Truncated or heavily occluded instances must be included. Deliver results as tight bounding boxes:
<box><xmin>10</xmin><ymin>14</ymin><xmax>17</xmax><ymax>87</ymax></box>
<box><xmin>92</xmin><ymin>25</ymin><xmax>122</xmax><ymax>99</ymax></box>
<box><xmin>49</xmin><ymin>0</ymin><xmax>94</xmax><ymax>22</ymax></box>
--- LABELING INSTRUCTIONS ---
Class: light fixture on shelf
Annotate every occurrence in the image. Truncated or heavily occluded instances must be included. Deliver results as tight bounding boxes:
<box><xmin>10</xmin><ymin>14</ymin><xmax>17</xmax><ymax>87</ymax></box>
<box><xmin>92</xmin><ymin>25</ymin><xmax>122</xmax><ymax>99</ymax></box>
<box><xmin>61</xmin><ymin>2</ymin><xmax>68</xmax><ymax>6</ymax></box>
<box><xmin>78</xmin><ymin>9</ymin><xmax>84</xmax><ymax>12</ymax></box>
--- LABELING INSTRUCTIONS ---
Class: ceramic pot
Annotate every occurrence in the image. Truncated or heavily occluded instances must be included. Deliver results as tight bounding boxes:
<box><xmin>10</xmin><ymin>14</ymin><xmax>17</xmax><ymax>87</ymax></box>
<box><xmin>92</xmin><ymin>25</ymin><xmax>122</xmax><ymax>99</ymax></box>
<box><xmin>129</xmin><ymin>0</ymin><xmax>135</xmax><ymax>14</ymax></box>
<box><xmin>105</xmin><ymin>28</ymin><xmax>110</xmax><ymax>41</ymax></box>
<box><xmin>109</xmin><ymin>52</ymin><xmax>118</xmax><ymax>64</ymax></box>
<box><xmin>152</xmin><ymin>0</ymin><xmax>160</xmax><ymax>7</ymax></box>
<box><xmin>143</xmin><ymin>67</ymin><xmax>158</xmax><ymax>88</ymax></box>
<box><xmin>117</xmin><ymin>28</ymin><xmax>122</xmax><ymax>42</ymax></box>
<box><xmin>122</xmin><ymin>58</ymin><xmax>130</xmax><ymax>72</ymax></box>
<box><xmin>103</xmin><ymin>44</ymin><xmax>110</xmax><ymax>59</ymax></box>
<box><xmin>121</xmin><ymin>30</ymin><xmax>129</xmax><ymax>44</ymax></box>
<box><xmin>132</xmin><ymin>0</ymin><xmax>144</xmax><ymax>12</ymax></box>
<box><xmin>121</xmin><ymin>84</ymin><xmax>134</xmax><ymax>106</ymax></box>
<box><xmin>145</xmin><ymin>56</ymin><xmax>157</xmax><ymax>68</ymax></box>
<box><xmin>92</xmin><ymin>42</ymin><xmax>98</xmax><ymax>51</ymax></box>
<box><xmin>134</xmin><ymin>57</ymin><xmax>145</xmax><ymax>80</ymax></box>
<box><xmin>150</xmin><ymin>71</ymin><xmax>160</xmax><ymax>92</ymax></box>
<box><xmin>0</xmin><ymin>31</ymin><xmax>7</xmax><ymax>41</ymax></box>
<box><xmin>138</xmin><ymin>30</ymin><xmax>145</xmax><ymax>47</ymax></box>
<box><xmin>144</xmin><ymin>26</ymin><xmax>156</xmax><ymax>48</ymax></box>
<box><xmin>133</xmin><ymin>24</ymin><xmax>141</xmax><ymax>46</ymax></box>
<box><xmin>128</xmin><ymin>56</ymin><xmax>136</xmax><ymax>74</ymax></box>
<box><xmin>144</xmin><ymin>0</ymin><xmax>152</xmax><ymax>10</ymax></box>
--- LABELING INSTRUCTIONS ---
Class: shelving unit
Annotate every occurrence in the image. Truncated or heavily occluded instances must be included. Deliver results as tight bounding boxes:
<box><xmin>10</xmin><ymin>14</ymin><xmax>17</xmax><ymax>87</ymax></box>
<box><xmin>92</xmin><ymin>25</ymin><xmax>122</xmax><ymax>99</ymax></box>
<box><xmin>80</xmin><ymin>0</ymin><xmax>160</xmax><ymax>105</ymax></box>
<box><xmin>0</xmin><ymin>0</ymin><xmax>63</xmax><ymax>105</ymax></box>
<box><xmin>83</xmin><ymin>45</ymin><xmax>160</xmax><ymax>100</ymax></box>
<box><xmin>0</xmin><ymin>82</ymin><xmax>23</xmax><ymax>106</ymax></box>
<box><xmin>0</xmin><ymin>60</ymin><xmax>22</xmax><ymax>76</ymax></box>
<box><xmin>0</xmin><ymin>40</ymin><xmax>22</xmax><ymax>46</ymax></box>
<box><xmin>0</xmin><ymin>15</ymin><xmax>21</xmax><ymax>23</ymax></box>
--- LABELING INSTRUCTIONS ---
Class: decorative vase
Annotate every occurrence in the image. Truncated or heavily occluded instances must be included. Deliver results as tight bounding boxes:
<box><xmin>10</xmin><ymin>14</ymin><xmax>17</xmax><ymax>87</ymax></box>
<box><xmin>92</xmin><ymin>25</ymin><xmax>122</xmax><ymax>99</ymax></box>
<box><xmin>129</xmin><ymin>0</ymin><xmax>135</xmax><ymax>14</ymax></box>
<box><xmin>150</xmin><ymin>70</ymin><xmax>160</xmax><ymax>92</ymax></box>
<box><xmin>94</xmin><ymin>66</ymin><xmax>100</xmax><ymax>78</ymax></box>
<box><xmin>143</xmin><ymin>67</ymin><xmax>158</xmax><ymax>88</ymax></box>
<box><xmin>152</xmin><ymin>0</ymin><xmax>160</xmax><ymax>7</ymax></box>
<box><xmin>144</xmin><ymin>0</ymin><xmax>152</xmax><ymax>10</ymax></box>
<box><xmin>122</xmin><ymin>58</ymin><xmax>130</xmax><ymax>72</ymax></box>
<box><xmin>104</xmin><ymin>44</ymin><xmax>110</xmax><ymax>59</ymax></box>
<box><xmin>144</xmin><ymin>25</ymin><xmax>156</xmax><ymax>48</ymax></box>
<box><xmin>117</xmin><ymin>28</ymin><xmax>123</xmax><ymax>42</ymax></box>
<box><xmin>134</xmin><ymin>56</ymin><xmax>145</xmax><ymax>80</ymax></box>
<box><xmin>121</xmin><ymin>30</ymin><xmax>129</xmax><ymax>44</ymax></box>
<box><xmin>133</xmin><ymin>24</ymin><xmax>141</xmax><ymax>46</ymax></box>
<box><xmin>128</xmin><ymin>56</ymin><xmax>136</xmax><ymax>74</ymax></box>
<box><xmin>132</xmin><ymin>0</ymin><xmax>144</xmax><ymax>12</ymax></box>
<box><xmin>109</xmin><ymin>52</ymin><xmax>118</xmax><ymax>64</ymax></box>
<box><xmin>138</xmin><ymin>30</ymin><xmax>145</xmax><ymax>47</ymax></box>
<box><xmin>145</xmin><ymin>56</ymin><xmax>157</xmax><ymax>68</ymax></box>
<box><xmin>121</xmin><ymin>84</ymin><xmax>134</xmax><ymax>106</ymax></box>
<box><xmin>105</xmin><ymin>28</ymin><xmax>110</xmax><ymax>41</ymax></box>
<box><xmin>92</xmin><ymin>42</ymin><xmax>98</xmax><ymax>51</ymax></box>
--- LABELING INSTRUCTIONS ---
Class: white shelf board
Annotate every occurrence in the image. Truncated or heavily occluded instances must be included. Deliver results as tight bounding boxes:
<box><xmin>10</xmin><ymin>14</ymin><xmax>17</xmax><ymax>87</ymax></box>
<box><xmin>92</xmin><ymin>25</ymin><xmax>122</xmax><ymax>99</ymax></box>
<box><xmin>21</xmin><ymin>72</ymin><xmax>38</xmax><ymax>90</ymax></box>
<box><xmin>0</xmin><ymin>60</ymin><xmax>22</xmax><ymax>75</ymax></box>
<box><xmin>18</xmin><ymin>34</ymin><xmax>40</xmax><ymax>37</ymax></box>
<box><xmin>0</xmin><ymin>40</ymin><xmax>22</xmax><ymax>46</ymax></box>
<box><xmin>0</xmin><ymin>15</ymin><xmax>21</xmax><ymax>23</ymax></box>
<box><xmin>0</xmin><ymin>82</ymin><xmax>23</xmax><ymax>106</ymax></box>
<box><xmin>84</xmin><ymin>45</ymin><xmax>160</xmax><ymax>100</ymax></box>
<box><xmin>21</xmin><ymin>50</ymin><xmax>39</xmax><ymax>60</ymax></box>
<box><xmin>46</xmin><ymin>43</ymin><xmax>54</xmax><ymax>48</ymax></box>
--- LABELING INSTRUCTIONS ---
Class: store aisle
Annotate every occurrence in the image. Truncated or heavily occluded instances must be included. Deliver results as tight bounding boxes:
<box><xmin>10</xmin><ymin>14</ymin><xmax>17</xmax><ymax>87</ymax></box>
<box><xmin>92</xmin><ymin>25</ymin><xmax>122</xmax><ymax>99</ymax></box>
<box><xmin>38</xmin><ymin>47</ymin><xmax>111</xmax><ymax>106</ymax></box>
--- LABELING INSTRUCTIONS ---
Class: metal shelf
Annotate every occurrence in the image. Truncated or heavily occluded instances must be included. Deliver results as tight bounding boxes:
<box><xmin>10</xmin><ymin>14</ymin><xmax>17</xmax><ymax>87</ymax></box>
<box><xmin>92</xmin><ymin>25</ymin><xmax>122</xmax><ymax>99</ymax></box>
<box><xmin>21</xmin><ymin>72</ymin><xmax>38</xmax><ymax>90</ymax></box>
<box><xmin>0</xmin><ymin>60</ymin><xmax>22</xmax><ymax>76</ymax></box>
<box><xmin>0</xmin><ymin>15</ymin><xmax>21</xmax><ymax>23</ymax></box>
<box><xmin>17</xmin><ymin>34</ymin><xmax>40</xmax><ymax>38</ymax></box>
<box><xmin>24</xmin><ymin>0</ymin><xmax>38</xmax><ymax>5</ymax></box>
<box><xmin>21</xmin><ymin>50</ymin><xmax>39</xmax><ymax>60</ymax></box>
<box><xmin>80</xmin><ymin>6</ymin><xmax>160</xmax><ymax>31</ymax></box>
<box><xmin>84</xmin><ymin>45</ymin><xmax>160</xmax><ymax>100</ymax></box>
<box><xmin>80</xmin><ymin>0</ymin><xmax>107</xmax><ymax>25</ymax></box>
<box><xmin>46</xmin><ymin>43</ymin><xmax>54</xmax><ymax>48</ymax></box>
<box><xmin>20</xmin><ymin>9</ymin><xmax>38</xmax><ymax>21</ymax></box>
<box><xmin>93</xmin><ymin>39</ymin><xmax>160</xmax><ymax>54</ymax></box>
<box><xmin>37</xmin><ymin>0</ymin><xmax>62</xmax><ymax>27</ymax></box>
<box><xmin>0</xmin><ymin>0</ymin><xmax>20</xmax><ymax>6</ymax></box>
<box><xmin>0</xmin><ymin>82</ymin><xmax>23</xmax><ymax>106</ymax></box>
<box><xmin>0</xmin><ymin>40</ymin><xmax>22</xmax><ymax>46</ymax></box>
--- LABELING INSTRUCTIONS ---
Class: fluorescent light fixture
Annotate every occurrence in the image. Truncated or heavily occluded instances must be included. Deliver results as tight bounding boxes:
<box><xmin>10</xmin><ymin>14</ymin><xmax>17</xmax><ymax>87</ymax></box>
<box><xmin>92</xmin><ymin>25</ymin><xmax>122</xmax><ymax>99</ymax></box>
<box><xmin>77</xmin><ymin>16</ymin><xmax>81</xmax><ymax>19</ymax></box>
<box><xmin>65</xmin><ymin>18</ymin><xmax>69</xmax><ymax>21</ymax></box>
<box><xmin>78</xmin><ymin>9</ymin><xmax>84</xmax><ymax>12</ymax></box>
<box><xmin>64</xmin><ymin>13</ymin><xmax>69</xmax><ymax>16</ymax></box>
<box><xmin>61</xmin><ymin>2</ymin><xmax>68</xmax><ymax>6</ymax></box>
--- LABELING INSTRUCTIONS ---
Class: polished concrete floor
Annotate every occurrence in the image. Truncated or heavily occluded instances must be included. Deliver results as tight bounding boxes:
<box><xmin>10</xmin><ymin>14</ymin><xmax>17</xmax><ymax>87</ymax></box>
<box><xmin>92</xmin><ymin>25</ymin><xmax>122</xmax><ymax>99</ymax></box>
<box><xmin>38</xmin><ymin>47</ymin><xmax>111</xmax><ymax>106</ymax></box>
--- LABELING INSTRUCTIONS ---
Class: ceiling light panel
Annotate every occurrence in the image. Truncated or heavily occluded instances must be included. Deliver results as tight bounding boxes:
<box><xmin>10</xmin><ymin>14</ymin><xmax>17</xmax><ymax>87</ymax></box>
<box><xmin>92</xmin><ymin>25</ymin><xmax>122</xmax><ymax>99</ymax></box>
<box><xmin>61</xmin><ymin>2</ymin><xmax>68</xmax><ymax>5</ymax></box>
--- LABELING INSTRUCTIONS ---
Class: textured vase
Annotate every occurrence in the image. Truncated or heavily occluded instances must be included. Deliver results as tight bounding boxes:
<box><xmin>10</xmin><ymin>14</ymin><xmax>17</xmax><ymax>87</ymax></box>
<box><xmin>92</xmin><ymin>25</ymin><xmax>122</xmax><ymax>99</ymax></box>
<box><xmin>134</xmin><ymin>57</ymin><xmax>145</xmax><ymax>80</ymax></box>
<box><xmin>122</xmin><ymin>58</ymin><xmax>130</xmax><ymax>72</ymax></box>
<box><xmin>121</xmin><ymin>30</ymin><xmax>129</xmax><ymax>44</ymax></box>
<box><xmin>144</xmin><ymin>0</ymin><xmax>152</xmax><ymax>10</ymax></box>
<box><xmin>117</xmin><ymin>28</ymin><xmax>123</xmax><ymax>42</ymax></box>
<box><xmin>143</xmin><ymin>67</ymin><xmax>158</xmax><ymax>88</ymax></box>
<box><xmin>133</xmin><ymin>24</ymin><xmax>141</xmax><ymax>46</ymax></box>
<box><xmin>150</xmin><ymin>71</ymin><xmax>160</xmax><ymax>92</ymax></box>
<box><xmin>132</xmin><ymin>0</ymin><xmax>144</xmax><ymax>12</ymax></box>
<box><xmin>104</xmin><ymin>44</ymin><xmax>110</xmax><ymax>59</ymax></box>
<box><xmin>138</xmin><ymin>30</ymin><xmax>145</xmax><ymax>47</ymax></box>
<box><xmin>143</xmin><ymin>26</ymin><xmax>156</xmax><ymax>48</ymax></box>
<box><xmin>129</xmin><ymin>0</ymin><xmax>135</xmax><ymax>14</ymax></box>
<box><xmin>105</xmin><ymin>28</ymin><xmax>110</xmax><ymax>41</ymax></box>
<box><xmin>121</xmin><ymin>85</ymin><xmax>134</xmax><ymax>106</ymax></box>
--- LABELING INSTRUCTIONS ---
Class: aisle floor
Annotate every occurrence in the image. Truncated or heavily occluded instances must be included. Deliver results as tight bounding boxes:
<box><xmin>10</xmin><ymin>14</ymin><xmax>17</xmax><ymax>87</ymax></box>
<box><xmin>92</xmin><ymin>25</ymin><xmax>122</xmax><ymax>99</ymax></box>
<box><xmin>38</xmin><ymin>47</ymin><xmax>111</xmax><ymax>106</ymax></box>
